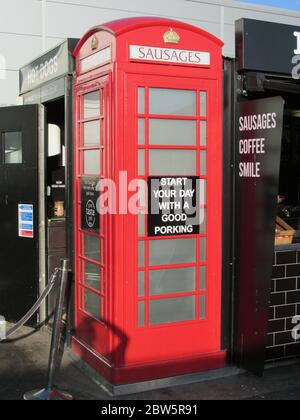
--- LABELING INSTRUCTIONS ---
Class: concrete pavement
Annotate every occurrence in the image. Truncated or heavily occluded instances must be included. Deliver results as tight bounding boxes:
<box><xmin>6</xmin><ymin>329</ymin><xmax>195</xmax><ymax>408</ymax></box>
<box><xmin>0</xmin><ymin>325</ymin><xmax>300</xmax><ymax>400</ymax></box>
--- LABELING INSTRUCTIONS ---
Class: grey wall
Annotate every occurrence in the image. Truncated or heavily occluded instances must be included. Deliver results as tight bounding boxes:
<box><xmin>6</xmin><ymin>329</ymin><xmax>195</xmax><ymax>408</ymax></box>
<box><xmin>1</xmin><ymin>0</ymin><xmax>300</xmax><ymax>105</ymax></box>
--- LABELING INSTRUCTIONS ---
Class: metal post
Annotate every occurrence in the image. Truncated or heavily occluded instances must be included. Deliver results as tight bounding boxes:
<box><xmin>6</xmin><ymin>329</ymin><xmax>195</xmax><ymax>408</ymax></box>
<box><xmin>24</xmin><ymin>259</ymin><xmax>72</xmax><ymax>400</ymax></box>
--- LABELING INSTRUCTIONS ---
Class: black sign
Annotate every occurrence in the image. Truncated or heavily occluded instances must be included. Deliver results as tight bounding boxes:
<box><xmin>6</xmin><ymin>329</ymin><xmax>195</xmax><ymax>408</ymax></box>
<box><xmin>19</xmin><ymin>39</ymin><xmax>78</xmax><ymax>95</ymax></box>
<box><xmin>148</xmin><ymin>176</ymin><xmax>200</xmax><ymax>237</ymax></box>
<box><xmin>236</xmin><ymin>18</ymin><xmax>300</xmax><ymax>75</ymax></box>
<box><xmin>81</xmin><ymin>176</ymin><xmax>99</xmax><ymax>233</ymax></box>
<box><xmin>234</xmin><ymin>97</ymin><xmax>284</xmax><ymax>375</ymax></box>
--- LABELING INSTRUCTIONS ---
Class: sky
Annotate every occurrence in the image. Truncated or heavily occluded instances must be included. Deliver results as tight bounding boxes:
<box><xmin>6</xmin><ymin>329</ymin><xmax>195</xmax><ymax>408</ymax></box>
<box><xmin>238</xmin><ymin>0</ymin><xmax>300</xmax><ymax>11</ymax></box>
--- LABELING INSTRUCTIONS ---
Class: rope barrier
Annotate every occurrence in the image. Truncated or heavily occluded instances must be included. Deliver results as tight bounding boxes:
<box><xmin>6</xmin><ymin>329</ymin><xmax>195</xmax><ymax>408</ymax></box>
<box><xmin>0</xmin><ymin>267</ymin><xmax>61</xmax><ymax>342</ymax></box>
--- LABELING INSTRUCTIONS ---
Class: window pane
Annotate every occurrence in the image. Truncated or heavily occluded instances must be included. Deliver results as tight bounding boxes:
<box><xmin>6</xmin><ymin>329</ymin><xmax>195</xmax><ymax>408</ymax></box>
<box><xmin>138</xmin><ymin>119</ymin><xmax>145</xmax><ymax>145</ymax></box>
<box><xmin>138</xmin><ymin>150</ymin><xmax>145</xmax><ymax>176</ymax></box>
<box><xmin>138</xmin><ymin>212</ymin><xmax>145</xmax><ymax>236</ymax></box>
<box><xmin>138</xmin><ymin>88</ymin><xmax>145</xmax><ymax>114</ymax></box>
<box><xmin>83</xmin><ymin>150</ymin><xmax>100</xmax><ymax>175</ymax></box>
<box><xmin>138</xmin><ymin>301</ymin><xmax>145</xmax><ymax>327</ymax></box>
<box><xmin>4</xmin><ymin>132</ymin><xmax>22</xmax><ymax>164</ymax></box>
<box><xmin>84</xmin><ymin>91</ymin><xmax>100</xmax><ymax>118</ymax></box>
<box><xmin>149</xmin><ymin>88</ymin><xmax>196</xmax><ymax>116</ymax></box>
<box><xmin>138</xmin><ymin>241</ymin><xmax>145</xmax><ymax>267</ymax></box>
<box><xmin>200</xmin><ymin>179</ymin><xmax>206</xmax><ymax>205</ymax></box>
<box><xmin>149</xmin><ymin>267</ymin><xmax>196</xmax><ymax>296</ymax></box>
<box><xmin>200</xmin><ymin>266</ymin><xmax>206</xmax><ymax>291</ymax></box>
<box><xmin>149</xmin><ymin>119</ymin><xmax>196</xmax><ymax>146</ymax></box>
<box><xmin>84</xmin><ymin>289</ymin><xmax>100</xmax><ymax>320</ymax></box>
<box><xmin>84</xmin><ymin>234</ymin><xmax>100</xmax><ymax>262</ymax></box>
<box><xmin>200</xmin><ymin>208</ymin><xmax>206</xmax><ymax>234</ymax></box>
<box><xmin>200</xmin><ymin>295</ymin><xmax>206</xmax><ymax>319</ymax></box>
<box><xmin>149</xmin><ymin>150</ymin><xmax>196</xmax><ymax>176</ymax></box>
<box><xmin>85</xmin><ymin>261</ymin><xmax>100</xmax><ymax>291</ymax></box>
<box><xmin>200</xmin><ymin>121</ymin><xmax>207</xmax><ymax>146</ymax></box>
<box><xmin>150</xmin><ymin>296</ymin><xmax>195</xmax><ymax>325</ymax></box>
<box><xmin>149</xmin><ymin>238</ymin><xmax>196</xmax><ymax>266</ymax></box>
<box><xmin>200</xmin><ymin>151</ymin><xmax>206</xmax><ymax>176</ymax></box>
<box><xmin>200</xmin><ymin>92</ymin><xmax>207</xmax><ymax>117</ymax></box>
<box><xmin>138</xmin><ymin>272</ymin><xmax>145</xmax><ymax>297</ymax></box>
<box><xmin>200</xmin><ymin>237</ymin><xmax>207</xmax><ymax>262</ymax></box>
<box><xmin>84</xmin><ymin>120</ymin><xmax>100</xmax><ymax>146</ymax></box>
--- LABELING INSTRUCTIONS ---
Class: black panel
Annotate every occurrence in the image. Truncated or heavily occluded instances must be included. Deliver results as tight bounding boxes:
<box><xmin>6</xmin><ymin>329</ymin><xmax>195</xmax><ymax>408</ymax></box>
<box><xmin>148</xmin><ymin>176</ymin><xmax>200</xmax><ymax>237</ymax></box>
<box><xmin>234</xmin><ymin>97</ymin><xmax>284</xmax><ymax>375</ymax></box>
<box><xmin>236</xmin><ymin>19</ymin><xmax>300</xmax><ymax>75</ymax></box>
<box><xmin>81</xmin><ymin>176</ymin><xmax>100</xmax><ymax>233</ymax></box>
<box><xmin>222</xmin><ymin>58</ymin><xmax>236</xmax><ymax>354</ymax></box>
<box><xmin>0</xmin><ymin>105</ymin><xmax>39</xmax><ymax>324</ymax></box>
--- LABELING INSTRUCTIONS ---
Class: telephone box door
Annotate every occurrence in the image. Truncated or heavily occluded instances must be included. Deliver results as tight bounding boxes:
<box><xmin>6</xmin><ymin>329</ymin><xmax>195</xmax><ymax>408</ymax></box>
<box><xmin>0</xmin><ymin>105</ymin><xmax>43</xmax><ymax>323</ymax></box>
<box><xmin>74</xmin><ymin>76</ymin><xmax>111</xmax><ymax>358</ymax></box>
<box><xmin>124</xmin><ymin>74</ymin><xmax>223</xmax><ymax>365</ymax></box>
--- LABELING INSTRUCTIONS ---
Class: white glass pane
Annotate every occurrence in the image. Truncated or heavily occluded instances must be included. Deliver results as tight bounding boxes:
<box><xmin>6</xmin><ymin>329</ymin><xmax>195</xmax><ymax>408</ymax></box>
<box><xmin>200</xmin><ymin>208</ymin><xmax>206</xmax><ymax>234</ymax></box>
<box><xmin>149</xmin><ymin>267</ymin><xmax>196</xmax><ymax>296</ymax></box>
<box><xmin>200</xmin><ymin>237</ymin><xmax>207</xmax><ymax>262</ymax></box>
<box><xmin>84</xmin><ymin>91</ymin><xmax>100</xmax><ymax>118</ymax></box>
<box><xmin>200</xmin><ymin>121</ymin><xmax>207</xmax><ymax>146</ymax></box>
<box><xmin>149</xmin><ymin>238</ymin><xmax>196</xmax><ymax>266</ymax></box>
<box><xmin>138</xmin><ymin>88</ymin><xmax>145</xmax><ymax>114</ymax></box>
<box><xmin>84</xmin><ymin>120</ymin><xmax>100</xmax><ymax>146</ymax></box>
<box><xmin>149</xmin><ymin>88</ymin><xmax>196</xmax><ymax>116</ymax></box>
<box><xmin>138</xmin><ymin>301</ymin><xmax>145</xmax><ymax>327</ymax></box>
<box><xmin>200</xmin><ymin>295</ymin><xmax>206</xmax><ymax>319</ymax></box>
<box><xmin>200</xmin><ymin>151</ymin><xmax>207</xmax><ymax>176</ymax></box>
<box><xmin>200</xmin><ymin>266</ymin><xmax>206</xmax><ymax>291</ymax></box>
<box><xmin>138</xmin><ymin>119</ymin><xmax>145</xmax><ymax>145</ymax></box>
<box><xmin>84</xmin><ymin>261</ymin><xmax>100</xmax><ymax>291</ymax></box>
<box><xmin>200</xmin><ymin>92</ymin><xmax>207</xmax><ymax>117</ymax></box>
<box><xmin>150</xmin><ymin>296</ymin><xmax>195</xmax><ymax>325</ymax></box>
<box><xmin>200</xmin><ymin>179</ymin><xmax>206</xmax><ymax>205</ymax></box>
<box><xmin>149</xmin><ymin>119</ymin><xmax>196</xmax><ymax>146</ymax></box>
<box><xmin>138</xmin><ymin>272</ymin><xmax>145</xmax><ymax>297</ymax></box>
<box><xmin>84</xmin><ymin>234</ymin><xmax>100</xmax><ymax>262</ymax></box>
<box><xmin>138</xmin><ymin>212</ymin><xmax>145</xmax><ymax>237</ymax></box>
<box><xmin>137</xmin><ymin>180</ymin><xmax>147</xmax><ymax>208</ymax></box>
<box><xmin>138</xmin><ymin>150</ymin><xmax>145</xmax><ymax>176</ymax></box>
<box><xmin>4</xmin><ymin>132</ymin><xmax>22</xmax><ymax>164</ymax></box>
<box><xmin>84</xmin><ymin>150</ymin><xmax>100</xmax><ymax>175</ymax></box>
<box><xmin>138</xmin><ymin>241</ymin><xmax>145</xmax><ymax>267</ymax></box>
<box><xmin>149</xmin><ymin>150</ymin><xmax>196</xmax><ymax>176</ymax></box>
<box><xmin>84</xmin><ymin>289</ymin><xmax>100</xmax><ymax>320</ymax></box>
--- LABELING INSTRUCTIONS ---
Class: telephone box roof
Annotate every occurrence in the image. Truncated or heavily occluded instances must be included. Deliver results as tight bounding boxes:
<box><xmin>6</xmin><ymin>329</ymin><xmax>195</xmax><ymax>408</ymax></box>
<box><xmin>73</xmin><ymin>16</ymin><xmax>223</xmax><ymax>56</ymax></box>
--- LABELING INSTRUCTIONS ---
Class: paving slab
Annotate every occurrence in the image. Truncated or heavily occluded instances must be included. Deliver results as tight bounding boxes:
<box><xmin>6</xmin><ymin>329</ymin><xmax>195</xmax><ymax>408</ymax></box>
<box><xmin>0</xmin><ymin>325</ymin><xmax>300</xmax><ymax>400</ymax></box>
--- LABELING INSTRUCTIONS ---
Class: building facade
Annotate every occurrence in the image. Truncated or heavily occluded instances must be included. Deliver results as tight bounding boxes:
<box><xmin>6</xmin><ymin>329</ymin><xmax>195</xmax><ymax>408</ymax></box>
<box><xmin>1</xmin><ymin>0</ymin><xmax>300</xmax><ymax>105</ymax></box>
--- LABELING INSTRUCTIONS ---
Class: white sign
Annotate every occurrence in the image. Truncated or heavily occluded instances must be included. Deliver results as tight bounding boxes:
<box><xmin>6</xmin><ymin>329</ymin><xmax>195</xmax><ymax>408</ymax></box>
<box><xmin>81</xmin><ymin>47</ymin><xmax>112</xmax><ymax>73</ymax></box>
<box><xmin>130</xmin><ymin>45</ymin><xmax>210</xmax><ymax>66</ymax></box>
<box><xmin>18</xmin><ymin>204</ymin><xmax>34</xmax><ymax>238</ymax></box>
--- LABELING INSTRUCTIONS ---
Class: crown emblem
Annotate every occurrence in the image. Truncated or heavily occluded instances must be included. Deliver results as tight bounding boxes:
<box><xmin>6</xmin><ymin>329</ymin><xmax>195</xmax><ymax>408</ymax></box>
<box><xmin>91</xmin><ymin>36</ymin><xmax>98</xmax><ymax>50</ymax></box>
<box><xmin>163</xmin><ymin>28</ymin><xmax>180</xmax><ymax>44</ymax></box>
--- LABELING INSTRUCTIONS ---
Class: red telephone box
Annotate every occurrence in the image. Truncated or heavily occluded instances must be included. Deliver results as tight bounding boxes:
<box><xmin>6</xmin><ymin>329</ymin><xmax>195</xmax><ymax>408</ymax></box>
<box><xmin>73</xmin><ymin>17</ymin><xmax>225</xmax><ymax>385</ymax></box>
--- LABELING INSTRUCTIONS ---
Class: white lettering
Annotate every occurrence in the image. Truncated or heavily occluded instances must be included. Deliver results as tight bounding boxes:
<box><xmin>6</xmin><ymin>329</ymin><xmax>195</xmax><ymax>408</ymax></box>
<box><xmin>294</xmin><ymin>31</ymin><xmax>300</xmax><ymax>55</ymax></box>
<box><xmin>130</xmin><ymin>45</ymin><xmax>210</xmax><ymax>66</ymax></box>
<box><xmin>239</xmin><ymin>113</ymin><xmax>277</xmax><ymax>132</ymax></box>
<box><xmin>292</xmin><ymin>316</ymin><xmax>300</xmax><ymax>341</ymax></box>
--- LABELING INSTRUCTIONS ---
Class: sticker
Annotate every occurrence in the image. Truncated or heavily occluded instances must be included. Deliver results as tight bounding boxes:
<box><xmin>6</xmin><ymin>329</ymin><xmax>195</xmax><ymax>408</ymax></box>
<box><xmin>148</xmin><ymin>176</ymin><xmax>200</xmax><ymax>237</ymax></box>
<box><xmin>81</xmin><ymin>177</ymin><xmax>100</xmax><ymax>233</ymax></box>
<box><xmin>18</xmin><ymin>204</ymin><xmax>34</xmax><ymax>238</ymax></box>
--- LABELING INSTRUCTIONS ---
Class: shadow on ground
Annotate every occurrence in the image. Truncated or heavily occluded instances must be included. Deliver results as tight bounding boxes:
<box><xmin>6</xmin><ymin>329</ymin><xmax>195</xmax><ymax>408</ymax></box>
<box><xmin>0</xmin><ymin>326</ymin><xmax>300</xmax><ymax>400</ymax></box>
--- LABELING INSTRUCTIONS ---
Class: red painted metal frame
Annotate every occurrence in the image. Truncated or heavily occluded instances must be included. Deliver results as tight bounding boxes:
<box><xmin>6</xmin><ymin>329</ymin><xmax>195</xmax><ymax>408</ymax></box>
<box><xmin>73</xmin><ymin>17</ymin><xmax>225</xmax><ymax>385</ymax></box>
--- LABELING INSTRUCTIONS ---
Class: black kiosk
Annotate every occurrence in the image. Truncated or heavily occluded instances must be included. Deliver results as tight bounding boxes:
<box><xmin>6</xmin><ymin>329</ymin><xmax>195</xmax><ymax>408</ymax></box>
<box><xmin>232</xmin><ymin>19</ymin><xmax>300</xmax><ymax>373</ymax></box>
<box><xmin>0</xmin><ymin>39</ymin><xmax>78</xmax><ymax>324</ymax></box>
